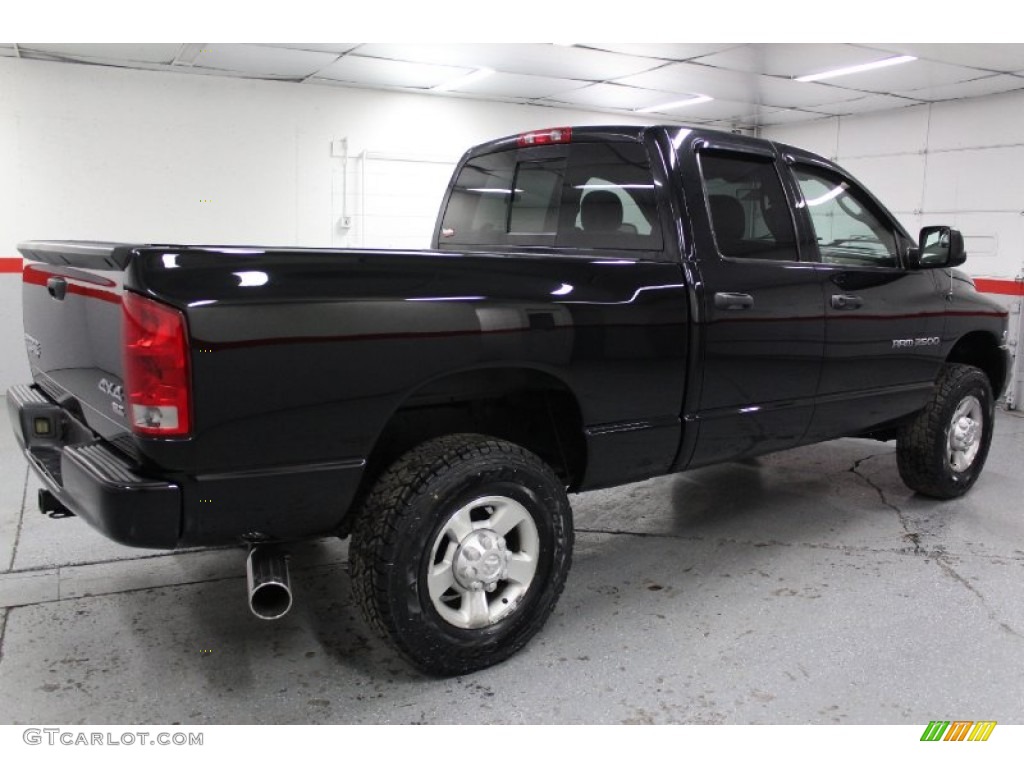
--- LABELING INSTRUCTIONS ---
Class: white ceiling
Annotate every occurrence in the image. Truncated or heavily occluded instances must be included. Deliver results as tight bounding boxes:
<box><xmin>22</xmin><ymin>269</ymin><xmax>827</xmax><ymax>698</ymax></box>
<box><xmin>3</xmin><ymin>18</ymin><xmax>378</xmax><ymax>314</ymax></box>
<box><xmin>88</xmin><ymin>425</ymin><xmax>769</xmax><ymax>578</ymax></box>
<box><xmin>3</xmin><ymin>42</ymin><xmax>1024</xmax><ymax>130</ymax></box>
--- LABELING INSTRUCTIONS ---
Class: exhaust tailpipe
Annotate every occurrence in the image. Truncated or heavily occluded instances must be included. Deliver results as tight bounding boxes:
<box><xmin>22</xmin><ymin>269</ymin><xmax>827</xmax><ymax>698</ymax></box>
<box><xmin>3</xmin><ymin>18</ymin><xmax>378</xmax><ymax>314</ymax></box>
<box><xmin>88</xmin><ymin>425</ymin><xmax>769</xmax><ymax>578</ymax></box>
<box><xmin>246</xmin><ymin>546</ymin><xmax>293</xmax><ymax>620</ymax></box>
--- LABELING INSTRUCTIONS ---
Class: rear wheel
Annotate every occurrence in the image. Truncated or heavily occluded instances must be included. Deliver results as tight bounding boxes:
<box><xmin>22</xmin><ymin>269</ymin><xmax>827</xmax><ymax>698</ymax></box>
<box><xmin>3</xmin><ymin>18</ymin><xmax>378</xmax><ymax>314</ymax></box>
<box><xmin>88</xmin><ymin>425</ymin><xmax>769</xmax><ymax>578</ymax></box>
<box><xmin>897</xmin><ymin>363</ymin><xmax>994</xmax><ymax>499</ymax></box>
<box><xmin>349</xmin><ymin>434</ymin><xmax>573</xmax><ymax>675</ymax></box>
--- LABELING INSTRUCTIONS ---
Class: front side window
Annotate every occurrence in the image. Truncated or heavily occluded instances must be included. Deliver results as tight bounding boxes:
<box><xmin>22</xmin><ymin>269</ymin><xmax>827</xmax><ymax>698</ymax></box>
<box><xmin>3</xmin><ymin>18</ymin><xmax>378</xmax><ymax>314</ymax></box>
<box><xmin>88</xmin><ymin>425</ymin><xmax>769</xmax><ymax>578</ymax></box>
<box><xmin>793</xmin><ymin>165</ymin><xmax>898</xmax><ymax>267</ymax></box>
<box><xmin>698</xmin><ymin>151</ymin><xmax>799</xmax><ymax>261</ymax></box>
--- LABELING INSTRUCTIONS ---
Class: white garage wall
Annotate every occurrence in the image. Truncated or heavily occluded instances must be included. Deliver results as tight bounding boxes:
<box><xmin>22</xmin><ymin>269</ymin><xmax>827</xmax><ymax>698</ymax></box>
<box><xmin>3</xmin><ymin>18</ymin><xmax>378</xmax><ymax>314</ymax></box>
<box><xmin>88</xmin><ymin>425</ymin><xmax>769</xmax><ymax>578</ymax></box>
<box><xmin>763</xmin><ymin>92</ymin><xmax>1024</xmax><ymax>407</ymax></box>
<box><xmin>0</xmin><ymin>57</ymin><xmax>663</xmax><ymax>393</ymax></box>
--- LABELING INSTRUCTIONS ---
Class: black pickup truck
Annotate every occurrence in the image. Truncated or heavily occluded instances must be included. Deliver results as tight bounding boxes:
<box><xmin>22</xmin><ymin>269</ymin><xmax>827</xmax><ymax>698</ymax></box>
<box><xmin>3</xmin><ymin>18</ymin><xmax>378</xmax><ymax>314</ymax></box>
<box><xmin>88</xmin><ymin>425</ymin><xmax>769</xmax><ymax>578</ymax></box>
<box><xmin>7</xmin><ymin>125</ymin><xmax>1011</xmax><ymax>675</ymax></box>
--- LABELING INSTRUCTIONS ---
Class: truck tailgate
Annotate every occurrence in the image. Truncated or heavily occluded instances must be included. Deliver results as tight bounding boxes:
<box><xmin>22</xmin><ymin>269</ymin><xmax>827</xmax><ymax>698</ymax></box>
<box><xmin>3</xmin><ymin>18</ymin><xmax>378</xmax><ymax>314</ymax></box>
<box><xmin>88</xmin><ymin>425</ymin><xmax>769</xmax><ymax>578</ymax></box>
<box><xmin>19</xmin><ymin>241</ymin><xmax>138</xmax><ymax>442</ymax></box>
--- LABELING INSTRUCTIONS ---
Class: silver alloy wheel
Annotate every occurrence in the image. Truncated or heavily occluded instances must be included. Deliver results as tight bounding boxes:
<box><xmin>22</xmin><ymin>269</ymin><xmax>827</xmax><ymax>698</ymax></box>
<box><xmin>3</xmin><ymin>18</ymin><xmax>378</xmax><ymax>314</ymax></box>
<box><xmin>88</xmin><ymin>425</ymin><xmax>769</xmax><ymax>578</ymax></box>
<box><xmin>427</xmin><ymin>495</ymin><xmax>540</xmax><ymax>630</ymax></box>
<box><xmin>947</xmin><ymin>395</ymin><xmax>984</xmax><ymax>473</ymax></box>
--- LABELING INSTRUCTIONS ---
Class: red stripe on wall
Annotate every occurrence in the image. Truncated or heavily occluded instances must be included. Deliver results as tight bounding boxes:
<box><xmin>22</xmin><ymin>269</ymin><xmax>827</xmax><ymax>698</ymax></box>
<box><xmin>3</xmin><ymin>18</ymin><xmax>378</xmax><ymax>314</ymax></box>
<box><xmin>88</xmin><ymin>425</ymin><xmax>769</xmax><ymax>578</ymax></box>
<box><xmin>0</xmin><ymin>257</ymin><xmax>23</xmax><ymax>273</ymax></box>
<box><xmin>974</xmin><ymin>277</ymin><xmax>1024</xmax><ymax>296</ymax></box>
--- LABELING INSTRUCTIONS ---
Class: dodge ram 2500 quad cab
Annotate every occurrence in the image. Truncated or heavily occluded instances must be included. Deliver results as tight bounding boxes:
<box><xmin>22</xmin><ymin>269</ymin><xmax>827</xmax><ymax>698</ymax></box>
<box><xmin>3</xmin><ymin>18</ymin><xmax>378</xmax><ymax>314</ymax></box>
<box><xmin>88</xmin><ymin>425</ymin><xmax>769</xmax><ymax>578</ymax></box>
<box><xmin>7</xmin><ymin>125</ymin><xmax>1010</xmax><ymax>675</ymax></box>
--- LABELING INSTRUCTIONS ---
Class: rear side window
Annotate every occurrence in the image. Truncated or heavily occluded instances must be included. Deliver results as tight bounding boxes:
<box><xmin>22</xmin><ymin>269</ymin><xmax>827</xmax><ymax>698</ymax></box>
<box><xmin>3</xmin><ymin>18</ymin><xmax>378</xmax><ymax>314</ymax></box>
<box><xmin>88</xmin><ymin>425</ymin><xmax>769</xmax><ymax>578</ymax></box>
<box><xmin>698</xmin><ymin>151</ymin><xmax>799</xmax><ymax>261</ymax></box>
<box><xmin>439</xmin><ymin>142</ymin><xmax>662</xmax><ymax>251</ymax></box>
<box><xmin>559</xmin><ymin>143</ymin><xmax>662</xmax><ymax>250</ymax></box>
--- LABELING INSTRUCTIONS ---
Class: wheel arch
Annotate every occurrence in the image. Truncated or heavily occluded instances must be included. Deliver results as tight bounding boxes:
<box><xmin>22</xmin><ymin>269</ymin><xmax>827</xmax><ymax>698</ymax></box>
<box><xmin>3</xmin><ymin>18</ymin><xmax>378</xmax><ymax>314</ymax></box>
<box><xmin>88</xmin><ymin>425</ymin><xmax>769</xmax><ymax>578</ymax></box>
<box><xmin>946</xmin><ymin>330</ymin><xmax>1008</xmax><ymax>399</ymax></box>
<box><xmin>355</xmin><ymin>365</ymin><xmax>588</xmax><ymax>515</ymax></box>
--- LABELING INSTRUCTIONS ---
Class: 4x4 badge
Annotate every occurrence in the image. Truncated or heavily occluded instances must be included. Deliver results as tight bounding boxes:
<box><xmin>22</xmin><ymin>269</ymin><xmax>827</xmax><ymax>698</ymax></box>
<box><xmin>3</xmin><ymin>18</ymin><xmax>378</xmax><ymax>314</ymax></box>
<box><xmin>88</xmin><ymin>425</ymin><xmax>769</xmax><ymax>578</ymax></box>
<box><xmin>98</xmin><ymin>378</ymin><xmax>124</xmax><ymax>402</ymax></box>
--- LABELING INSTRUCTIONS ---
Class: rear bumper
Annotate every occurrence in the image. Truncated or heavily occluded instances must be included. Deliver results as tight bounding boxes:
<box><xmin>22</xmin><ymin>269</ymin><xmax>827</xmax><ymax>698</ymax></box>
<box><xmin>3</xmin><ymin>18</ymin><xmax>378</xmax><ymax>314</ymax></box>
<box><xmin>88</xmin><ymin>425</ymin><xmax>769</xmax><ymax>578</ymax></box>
<box><xmin>7</xmin><ymin>384</ymin><xmax>182</xmax><ymax>548</ymax></box>
<box><xmin>7</xmin><ymin>383</ymin><xmax>367</xmax><ymax>549</ymax></box>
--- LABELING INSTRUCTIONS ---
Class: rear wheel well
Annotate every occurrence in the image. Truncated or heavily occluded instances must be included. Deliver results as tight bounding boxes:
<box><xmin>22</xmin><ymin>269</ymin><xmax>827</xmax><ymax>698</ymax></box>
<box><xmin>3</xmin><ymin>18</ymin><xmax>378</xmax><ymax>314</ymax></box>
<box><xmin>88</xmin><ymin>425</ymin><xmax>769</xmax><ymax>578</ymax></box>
<box><xmin>946</xmin><ymin>331</ymin><xmax>1007</xmax><ymax>399</ymax></box>
<box><xmin>346</xmin><ymin>369</ymin><xmax>586</xmax><ymax>532</ymax></box>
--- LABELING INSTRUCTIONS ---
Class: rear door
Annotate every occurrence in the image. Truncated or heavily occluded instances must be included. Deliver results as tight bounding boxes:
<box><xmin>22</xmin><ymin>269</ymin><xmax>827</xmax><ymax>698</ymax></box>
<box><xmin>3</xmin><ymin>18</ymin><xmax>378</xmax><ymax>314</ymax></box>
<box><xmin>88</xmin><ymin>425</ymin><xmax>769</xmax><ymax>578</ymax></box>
<box><xmin>679</xmin><ymin>138</ymin><xmax>827</xmax><ymax>467</ymax></box>
<box><xmin>783</xmin><ymin>155</ymin><xmax>946</xmax><ymax>440</ymax></box>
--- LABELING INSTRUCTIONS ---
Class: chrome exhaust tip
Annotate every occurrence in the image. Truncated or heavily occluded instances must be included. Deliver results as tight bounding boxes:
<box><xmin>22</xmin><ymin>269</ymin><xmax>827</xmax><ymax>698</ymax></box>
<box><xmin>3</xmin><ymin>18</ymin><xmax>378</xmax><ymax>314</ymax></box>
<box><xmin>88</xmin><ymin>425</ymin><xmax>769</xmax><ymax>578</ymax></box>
<box><xmin>246</xmin><ymin>546</ymin><xmax>293</xmax><ymax>620</ymax></box>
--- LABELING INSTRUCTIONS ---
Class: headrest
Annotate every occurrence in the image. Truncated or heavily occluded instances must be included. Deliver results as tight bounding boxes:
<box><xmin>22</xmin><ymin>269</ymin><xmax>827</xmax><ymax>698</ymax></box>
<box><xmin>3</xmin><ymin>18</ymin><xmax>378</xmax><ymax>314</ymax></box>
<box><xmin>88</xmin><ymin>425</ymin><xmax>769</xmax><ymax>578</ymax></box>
<box><xmin>580</xmin><ymin>190</ymin><xmax>624</xmax><ymax>232</ymax></box>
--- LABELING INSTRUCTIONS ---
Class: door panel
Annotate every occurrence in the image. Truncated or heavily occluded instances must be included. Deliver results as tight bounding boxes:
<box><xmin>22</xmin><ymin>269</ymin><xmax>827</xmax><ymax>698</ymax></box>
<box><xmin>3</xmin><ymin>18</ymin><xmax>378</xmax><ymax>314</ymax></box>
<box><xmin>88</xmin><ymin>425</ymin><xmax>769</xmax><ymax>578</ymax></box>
<box><xmin>787</xmin><ymin>160</ymin><xmax>946</xmax><ymax>439</ymax></box>
<box><xmin>680</xmin><ymin>143</ymin><xmax>826</xmax><ymax>467</ymax></box>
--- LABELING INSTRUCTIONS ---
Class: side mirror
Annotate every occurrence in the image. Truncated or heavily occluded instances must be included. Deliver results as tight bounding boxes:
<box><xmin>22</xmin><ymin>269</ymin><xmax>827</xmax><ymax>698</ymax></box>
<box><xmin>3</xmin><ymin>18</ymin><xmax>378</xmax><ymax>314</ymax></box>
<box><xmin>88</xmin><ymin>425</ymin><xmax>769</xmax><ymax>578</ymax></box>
<box><xmin>909</xmin><ymin>226</ymin><xmax>966</xmax><ymax>269</ymax></box>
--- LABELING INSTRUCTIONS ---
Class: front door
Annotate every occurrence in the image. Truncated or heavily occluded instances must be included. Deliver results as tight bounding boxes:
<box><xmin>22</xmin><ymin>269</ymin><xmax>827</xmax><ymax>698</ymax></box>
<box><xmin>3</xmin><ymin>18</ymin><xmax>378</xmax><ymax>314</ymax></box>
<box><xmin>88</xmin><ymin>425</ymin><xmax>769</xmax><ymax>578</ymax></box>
<box><xmin>786</xmin><ymin>157</ymin><xmax>947</xmax><ymax>440</ymax></box>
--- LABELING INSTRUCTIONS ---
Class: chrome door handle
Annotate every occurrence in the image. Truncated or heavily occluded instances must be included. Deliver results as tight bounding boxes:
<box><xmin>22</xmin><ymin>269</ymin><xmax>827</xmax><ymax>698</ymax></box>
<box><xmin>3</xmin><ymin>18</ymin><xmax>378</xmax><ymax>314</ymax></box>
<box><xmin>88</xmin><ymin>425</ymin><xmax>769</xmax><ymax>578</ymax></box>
<box><xmin>831</xmin><ymin>294</ymin><xmax>863</xmax><ymax>310</ymax></box>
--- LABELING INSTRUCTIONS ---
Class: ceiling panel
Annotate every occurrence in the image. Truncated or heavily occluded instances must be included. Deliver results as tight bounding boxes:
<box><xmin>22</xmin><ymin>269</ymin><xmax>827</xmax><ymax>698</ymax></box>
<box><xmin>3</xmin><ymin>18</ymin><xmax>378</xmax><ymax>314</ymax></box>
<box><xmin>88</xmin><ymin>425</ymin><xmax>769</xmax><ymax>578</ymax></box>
<box><xmin>805</xmin><ymin>59</ymin><xmax>985</xmax><ymax>93</ymax></box>
<box><xmin>354</xmin><ymin>43</ymin><xmax>664</xmax><ymax>81</ymax></box>
<box><xmin>857</xmin><ymin>43</ymin><xmax>1024</xmax><ymax>73</ymax></box>
<box><xmin>614</xmin><ymin>62</ymin><xmax>865</xmax><ymax>109</ymax></box>
<box><xmin>585</xmin><ymin>43</ymin><xmax>741</xmax><ymax>61</ymax></box>
<box><xmin>753</xmin><ymin>78</ymin><xmax>867</xmax><ymax>109</ymax></box>
<box><xmin>647</xmin><ymin>98</ymin><xmax>794</xmax><ymax>123</ymax></box>
<box><xmin>694</xmin><ymin>43</ymin><xmax>894</xmax><ymax>79</ymax></box>
<box><xmin>22</xmin><ymin>43</ymin><xmax>182</xmax><ymax>65</ymax></box>
<box><xmin>890</xmin><ymin>74</ymin><xmax>1024</xmax><ymax>102</ymax></box>
<box><xmin>190</xmin><ymin>44</ymin><xmax>338</xmax><ymax>79</ymax></box>
<box><xmin>313</xmin><ymin>55</ymin><xmax>471</xmax><ymax>90</ymax></box>
<box><xmin>451</xmin><ymin>72</ymin><xmax>589</xmax><ymax>99</ymax></box>
<box><xmin>549</xmin><ymin>83</ymin><xmax>697</xmax><ymax>110</ymax></box>
<box><xmin>259</xmin><ymin>43</ymin><xmax>359</xmax><ymax>55</ymax></box>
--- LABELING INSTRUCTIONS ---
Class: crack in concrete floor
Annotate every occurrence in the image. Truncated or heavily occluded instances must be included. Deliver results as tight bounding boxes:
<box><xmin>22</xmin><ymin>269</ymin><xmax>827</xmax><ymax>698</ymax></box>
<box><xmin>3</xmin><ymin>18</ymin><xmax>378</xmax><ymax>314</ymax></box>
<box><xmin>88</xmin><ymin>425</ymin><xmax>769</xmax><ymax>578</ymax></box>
<box><xmin>0</xmin><ymin>608</ymin><xmax>7</xmax><ymax>668</ymax></box>
<box><xmin>6</xmin><ymin>464</ymin><xmax>29</xmax><ymax>573</ymax></box>
<box><xmin>848</xmin><ymin>453</ymin><xmax>923</xmax><ymax>554</ymax></box>
<box><xmin>847</xmin><ymin>450</ymin><xmax>1024</xmax><ymax>641</ymax></box>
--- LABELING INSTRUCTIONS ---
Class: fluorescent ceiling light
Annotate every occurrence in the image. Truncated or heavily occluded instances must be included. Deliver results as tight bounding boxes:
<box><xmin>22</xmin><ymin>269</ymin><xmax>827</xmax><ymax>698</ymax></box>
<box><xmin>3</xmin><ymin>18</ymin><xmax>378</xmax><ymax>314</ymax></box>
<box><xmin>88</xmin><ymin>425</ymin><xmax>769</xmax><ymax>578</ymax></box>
<box><xmin>635</xmin><ymin>95</ymin><xmax>713</xmax><ymax>114</ymax></box>
<box><xmin>433</xmin><ymin>68</ymin><xmax>495</xmax><ymax>92</ymax></box>
<box><xmin>795</xmin><ymin>55</ymin><xmax>916</xmax><ymax>83</ymax></box>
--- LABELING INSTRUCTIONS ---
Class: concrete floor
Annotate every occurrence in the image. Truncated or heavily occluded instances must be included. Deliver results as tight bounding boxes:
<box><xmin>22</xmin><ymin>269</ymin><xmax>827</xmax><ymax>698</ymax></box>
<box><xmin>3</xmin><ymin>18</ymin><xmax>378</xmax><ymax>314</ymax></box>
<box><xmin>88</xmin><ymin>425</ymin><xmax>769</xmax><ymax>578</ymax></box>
<box><xmin>1</xmin><ymin>406</ymin><xmax>1023</xmax><ymax>725</ymax></box>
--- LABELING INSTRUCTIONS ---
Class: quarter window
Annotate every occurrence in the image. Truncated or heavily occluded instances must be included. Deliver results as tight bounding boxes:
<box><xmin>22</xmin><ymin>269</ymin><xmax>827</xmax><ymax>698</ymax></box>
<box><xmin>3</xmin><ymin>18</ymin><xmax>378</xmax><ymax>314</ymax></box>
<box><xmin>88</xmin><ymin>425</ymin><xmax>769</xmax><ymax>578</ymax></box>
<box><xmin>793</xmin><ymin>165</ymin><xmax>898</xmax><ymax>267</ymax></box>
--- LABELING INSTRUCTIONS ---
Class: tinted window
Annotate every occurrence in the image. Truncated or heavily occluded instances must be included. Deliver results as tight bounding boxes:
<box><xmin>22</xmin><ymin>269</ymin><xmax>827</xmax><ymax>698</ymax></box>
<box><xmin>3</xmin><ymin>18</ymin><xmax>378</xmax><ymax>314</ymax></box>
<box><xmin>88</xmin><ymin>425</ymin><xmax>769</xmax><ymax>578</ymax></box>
<box><xmin>509</xmin><ymin>160</ymin><xmax>564</xmax><ymax>234</ymax></box>
<box><xmin>793</xmin><ymin>165</ymin><xmax>898</xmax><ymax>267</ymax></box>
<box><xmin>439</xmin><ymin>142</ymin><xmax>661</xmax><ymax>251</ymax></box>
<box><xmin>439</xmin><ymin>151</ymin><xmax>518</xmax><ymax>246</ymax></box>
<box><xmin>698</xmin><ymin>151</ymin><xmax>799</xmax><ymax>261</ymax></box>
<box><xmin>558</xmin><ymin>143</ymin><xmax>662</xmax><ymax>250</ymax></box>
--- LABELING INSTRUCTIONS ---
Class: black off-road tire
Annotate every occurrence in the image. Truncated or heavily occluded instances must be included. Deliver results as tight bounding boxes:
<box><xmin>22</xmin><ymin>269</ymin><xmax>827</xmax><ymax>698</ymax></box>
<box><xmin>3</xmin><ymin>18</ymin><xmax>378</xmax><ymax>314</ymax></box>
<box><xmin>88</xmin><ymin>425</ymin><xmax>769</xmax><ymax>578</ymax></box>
<box><xmin>897</xmin><ymin>363</ymin><xmax>995</xmax><ymax>499</ymax></box>
<box><xmin>349</xmin><ymin>434</ymin><xmax>574</xmax><ymax>676</ymax></box>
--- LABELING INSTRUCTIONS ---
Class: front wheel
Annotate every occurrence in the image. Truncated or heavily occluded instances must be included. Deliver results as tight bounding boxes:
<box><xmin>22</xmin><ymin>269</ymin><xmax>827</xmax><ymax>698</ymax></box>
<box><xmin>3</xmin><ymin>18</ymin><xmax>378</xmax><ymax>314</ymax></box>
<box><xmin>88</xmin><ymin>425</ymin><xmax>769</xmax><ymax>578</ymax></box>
<box><xmin>349</xmin><ymin>434</ymin><xmax>573</xmax><ymax>675</ymax></box>
<box><xmin>897</xmin><ymin>363</ymin><xmax>995</xmax><ymax>499</ymax></box>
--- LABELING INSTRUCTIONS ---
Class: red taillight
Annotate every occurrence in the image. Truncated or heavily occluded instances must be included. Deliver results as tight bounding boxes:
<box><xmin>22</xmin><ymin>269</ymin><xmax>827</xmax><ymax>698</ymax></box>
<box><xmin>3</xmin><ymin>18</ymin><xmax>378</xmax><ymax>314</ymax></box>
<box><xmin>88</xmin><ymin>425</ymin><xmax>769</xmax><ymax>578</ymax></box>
<box><xmin>516</xmin><ymin>127</ymin><xmax>572</xmax><ymax>147</ymax></box>
<box><xmin>122</xmin><ymin>292</ymin><xmax>192</xmax><ymax>437</ymax></box>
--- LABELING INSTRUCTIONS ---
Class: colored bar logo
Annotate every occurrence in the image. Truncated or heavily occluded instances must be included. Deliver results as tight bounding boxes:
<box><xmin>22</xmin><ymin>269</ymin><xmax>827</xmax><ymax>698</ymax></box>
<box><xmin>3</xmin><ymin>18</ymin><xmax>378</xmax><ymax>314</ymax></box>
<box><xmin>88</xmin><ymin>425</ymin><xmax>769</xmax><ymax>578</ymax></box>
<box><xmin>921</xmin><ymin>721</ymin><xmax>997</xmax><ymax>741</ymax></box>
